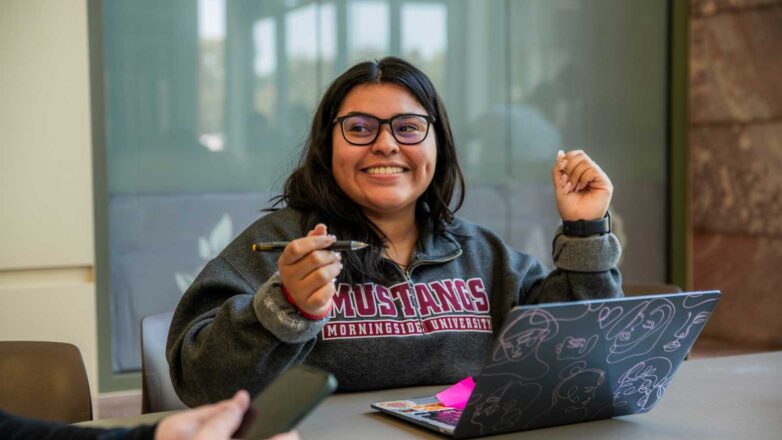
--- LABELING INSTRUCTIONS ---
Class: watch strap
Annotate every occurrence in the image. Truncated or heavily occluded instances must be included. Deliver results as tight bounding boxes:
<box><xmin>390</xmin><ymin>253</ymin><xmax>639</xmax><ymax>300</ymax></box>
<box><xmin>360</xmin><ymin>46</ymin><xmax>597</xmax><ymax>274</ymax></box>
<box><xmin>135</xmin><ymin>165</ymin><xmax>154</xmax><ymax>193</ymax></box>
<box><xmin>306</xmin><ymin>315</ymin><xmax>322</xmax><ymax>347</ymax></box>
<box><xmin>562</xmin><ymin>212</ymin><xmax>611</xmax><ymax>237</ymax></box>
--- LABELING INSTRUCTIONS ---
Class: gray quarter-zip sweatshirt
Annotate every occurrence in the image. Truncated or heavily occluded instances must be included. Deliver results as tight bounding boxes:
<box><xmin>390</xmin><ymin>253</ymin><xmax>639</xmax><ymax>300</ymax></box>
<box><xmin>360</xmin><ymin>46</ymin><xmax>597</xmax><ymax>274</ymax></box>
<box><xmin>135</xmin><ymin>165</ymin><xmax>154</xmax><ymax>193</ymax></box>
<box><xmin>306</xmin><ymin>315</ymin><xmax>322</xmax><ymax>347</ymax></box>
<box><xmin>167</xmin><ymin>207</ymin><xmax>622</xmax><ymax>406</ymax></box>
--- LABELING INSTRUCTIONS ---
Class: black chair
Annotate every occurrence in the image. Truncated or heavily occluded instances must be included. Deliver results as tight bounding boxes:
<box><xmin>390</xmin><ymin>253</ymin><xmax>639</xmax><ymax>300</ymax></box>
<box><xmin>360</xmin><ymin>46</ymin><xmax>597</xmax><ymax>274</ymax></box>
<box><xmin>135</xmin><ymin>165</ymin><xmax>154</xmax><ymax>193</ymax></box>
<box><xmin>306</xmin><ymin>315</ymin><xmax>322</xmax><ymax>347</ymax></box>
<box><xmin>141</xmin><ymin>311</ymin><xmax>189</xmax><ymax>414</ymax></box>
<box><xmin>0</xmin><ymin>341</ymin><xmax>92</xmax><ymax>422</ymax></box>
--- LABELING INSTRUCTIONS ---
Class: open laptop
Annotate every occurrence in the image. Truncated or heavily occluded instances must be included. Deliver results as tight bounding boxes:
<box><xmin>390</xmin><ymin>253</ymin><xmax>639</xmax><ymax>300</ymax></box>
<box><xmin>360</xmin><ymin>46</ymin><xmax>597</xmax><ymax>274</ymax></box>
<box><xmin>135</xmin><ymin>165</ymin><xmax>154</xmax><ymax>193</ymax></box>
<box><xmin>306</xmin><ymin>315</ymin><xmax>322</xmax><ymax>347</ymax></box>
<box><xmin>372</xmin><ymin>290</ymin><xmax>721</xmax><ymax>438</ymax></box>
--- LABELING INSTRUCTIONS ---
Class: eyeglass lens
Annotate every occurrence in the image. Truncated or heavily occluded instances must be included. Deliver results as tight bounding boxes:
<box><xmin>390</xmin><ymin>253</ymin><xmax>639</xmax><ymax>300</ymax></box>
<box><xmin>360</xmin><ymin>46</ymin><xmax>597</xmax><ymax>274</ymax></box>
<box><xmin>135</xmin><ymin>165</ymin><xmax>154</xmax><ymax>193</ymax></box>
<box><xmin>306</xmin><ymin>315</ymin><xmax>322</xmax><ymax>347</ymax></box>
<box><xmin>341</xmin><ymin>114</ymin><xmax>429</xmax><ymax>145</ymax></box>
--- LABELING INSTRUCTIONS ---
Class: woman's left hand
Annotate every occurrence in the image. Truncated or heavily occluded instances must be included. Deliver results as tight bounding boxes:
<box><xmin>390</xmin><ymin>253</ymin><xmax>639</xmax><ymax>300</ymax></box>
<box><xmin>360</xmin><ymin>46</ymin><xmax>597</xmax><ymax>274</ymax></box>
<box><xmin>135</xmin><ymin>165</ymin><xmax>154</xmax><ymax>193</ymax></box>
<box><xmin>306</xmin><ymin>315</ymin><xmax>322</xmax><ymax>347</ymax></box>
<box><xmin>551</xmin><ymin>149</ymin><xmax>613</xmax><ymax>221</ymax></box>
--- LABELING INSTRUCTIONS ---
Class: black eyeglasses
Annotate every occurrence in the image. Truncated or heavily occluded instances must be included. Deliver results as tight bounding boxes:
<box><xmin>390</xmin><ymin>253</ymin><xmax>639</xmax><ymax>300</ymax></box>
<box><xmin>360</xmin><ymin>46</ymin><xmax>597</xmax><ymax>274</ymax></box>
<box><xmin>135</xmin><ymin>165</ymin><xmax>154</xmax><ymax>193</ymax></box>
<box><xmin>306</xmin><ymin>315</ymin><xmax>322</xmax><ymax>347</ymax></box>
<box><xmin>333</xmin><ymin>113</ymin><xmax>435</xmax><ymax>146</ymax></box>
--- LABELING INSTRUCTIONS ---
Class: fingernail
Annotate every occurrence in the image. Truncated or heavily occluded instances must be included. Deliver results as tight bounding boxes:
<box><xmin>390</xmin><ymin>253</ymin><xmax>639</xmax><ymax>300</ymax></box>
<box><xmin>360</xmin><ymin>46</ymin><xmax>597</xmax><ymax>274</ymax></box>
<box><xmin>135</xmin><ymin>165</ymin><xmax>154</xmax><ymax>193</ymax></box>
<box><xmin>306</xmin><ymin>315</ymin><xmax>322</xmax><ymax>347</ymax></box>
<box><xmin>328</xmin><ymin>234</ymin><xmax>337</xmax><ymax>241</ymax></box>
<box><xmin>559</xmin><ymin>159</ymin><xmax>567</xmax><ymax>171</ymax></box>
<box><xmin>334</xmin><ymin>252</ymin><xmax>342</xmax><ymax>260</ymax></box>
<box><xmin>560</xmin><ymin>173</ymin><xmax>567</xmax><ymax>186</ymax></box>
<box><xmin>557</xmin><ymin>149</ymin><xmax>564</xmax><ymax>157</ymax></box>
<box><xmin>564</xmin><ymin>182</ymin><xmax>572</xmax><ymax>194</ymax></box>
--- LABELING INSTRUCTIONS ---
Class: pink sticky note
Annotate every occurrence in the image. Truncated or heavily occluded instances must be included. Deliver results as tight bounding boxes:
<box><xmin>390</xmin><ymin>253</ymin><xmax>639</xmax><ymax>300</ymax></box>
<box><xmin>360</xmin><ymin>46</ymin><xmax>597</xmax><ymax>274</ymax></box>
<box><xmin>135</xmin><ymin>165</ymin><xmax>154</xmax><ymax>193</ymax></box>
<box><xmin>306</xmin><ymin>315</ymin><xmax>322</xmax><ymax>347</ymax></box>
<box><xmin>436</xmin><ymin>376</ymin><xmax>475</xmax><ymax>409</ymax></box>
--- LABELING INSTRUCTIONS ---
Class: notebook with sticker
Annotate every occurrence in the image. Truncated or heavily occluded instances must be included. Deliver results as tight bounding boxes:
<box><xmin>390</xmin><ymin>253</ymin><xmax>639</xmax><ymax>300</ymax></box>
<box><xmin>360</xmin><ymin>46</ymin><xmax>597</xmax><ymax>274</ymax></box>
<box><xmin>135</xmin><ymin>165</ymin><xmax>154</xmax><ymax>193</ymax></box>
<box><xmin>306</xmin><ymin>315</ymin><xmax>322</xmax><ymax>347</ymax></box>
<box><xmin>371</xmin><ymin>291</ymin><xmax>721</xmax><ymax>438</ymax></box>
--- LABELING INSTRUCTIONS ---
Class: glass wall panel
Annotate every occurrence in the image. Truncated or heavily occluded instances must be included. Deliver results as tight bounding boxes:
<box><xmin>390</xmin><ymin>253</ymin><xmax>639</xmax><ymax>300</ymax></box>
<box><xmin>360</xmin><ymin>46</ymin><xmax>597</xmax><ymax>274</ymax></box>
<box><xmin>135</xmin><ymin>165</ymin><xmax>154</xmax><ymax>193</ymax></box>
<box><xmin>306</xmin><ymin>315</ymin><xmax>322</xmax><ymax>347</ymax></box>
<box><xmin>400</xmin><ymin>3</ymin><xmax>447</xmax><ymax>87</ymax></box>
<box><xmin>347</xmin><ymin>1</ymin><xmax>390</xmax><ymax>63</ymax></box>
<box><xmin>101</xmin><ymin>0</ymin><xmax>668</xmax><ymax>372</ymax></box>
<box><xmin>506</xmin><ymin>0</ymin><xmax>667</xmax><ymax>274</ymax></box>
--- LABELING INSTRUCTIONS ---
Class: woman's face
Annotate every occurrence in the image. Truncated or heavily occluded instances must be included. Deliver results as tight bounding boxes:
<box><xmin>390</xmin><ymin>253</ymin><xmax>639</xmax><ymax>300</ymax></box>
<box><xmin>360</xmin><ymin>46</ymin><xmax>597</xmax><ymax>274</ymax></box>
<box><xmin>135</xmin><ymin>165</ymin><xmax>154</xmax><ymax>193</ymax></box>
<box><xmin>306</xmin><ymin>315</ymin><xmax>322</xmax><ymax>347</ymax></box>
<box><xmin>331</xmin><ymin>83</ymin><xmax>437</xmax><ymax>220</ymax></box>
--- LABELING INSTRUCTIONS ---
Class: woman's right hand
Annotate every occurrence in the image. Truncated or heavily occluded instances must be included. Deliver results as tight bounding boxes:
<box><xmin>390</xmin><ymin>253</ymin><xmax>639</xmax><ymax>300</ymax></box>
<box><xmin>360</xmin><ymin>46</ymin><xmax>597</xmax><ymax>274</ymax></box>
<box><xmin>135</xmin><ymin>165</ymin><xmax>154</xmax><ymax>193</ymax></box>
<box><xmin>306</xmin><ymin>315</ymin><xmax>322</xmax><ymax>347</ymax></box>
<box><xmin>278</xmin><ymin>224</ymin><xmax>343</xmax><ymax>317</ymax></box>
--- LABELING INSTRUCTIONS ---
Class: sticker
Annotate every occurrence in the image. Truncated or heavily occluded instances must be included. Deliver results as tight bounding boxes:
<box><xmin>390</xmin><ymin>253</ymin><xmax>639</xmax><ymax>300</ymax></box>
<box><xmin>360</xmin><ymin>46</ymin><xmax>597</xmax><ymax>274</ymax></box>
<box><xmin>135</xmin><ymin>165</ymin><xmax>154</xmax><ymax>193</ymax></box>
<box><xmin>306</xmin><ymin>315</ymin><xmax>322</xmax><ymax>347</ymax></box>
<box><xmin>412</xmin><ymin>402</ymin><xmax>451</xmax><ymax>412</ymax></box>
<box><xmin>375</xmin><ymin>400</ymin><xmax>417</xmax><ymax>410</ymax></box>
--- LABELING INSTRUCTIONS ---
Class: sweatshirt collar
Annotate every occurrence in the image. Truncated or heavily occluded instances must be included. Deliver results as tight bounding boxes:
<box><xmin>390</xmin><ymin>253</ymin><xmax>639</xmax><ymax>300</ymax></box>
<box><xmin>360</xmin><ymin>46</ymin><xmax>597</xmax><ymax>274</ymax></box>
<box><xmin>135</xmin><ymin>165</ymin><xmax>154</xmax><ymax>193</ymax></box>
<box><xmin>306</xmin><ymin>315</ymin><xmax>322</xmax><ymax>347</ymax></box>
<box><xmin>412</xmin><ymin>224</ymin><xmax>462</xmax><ymax>263</ymax></box>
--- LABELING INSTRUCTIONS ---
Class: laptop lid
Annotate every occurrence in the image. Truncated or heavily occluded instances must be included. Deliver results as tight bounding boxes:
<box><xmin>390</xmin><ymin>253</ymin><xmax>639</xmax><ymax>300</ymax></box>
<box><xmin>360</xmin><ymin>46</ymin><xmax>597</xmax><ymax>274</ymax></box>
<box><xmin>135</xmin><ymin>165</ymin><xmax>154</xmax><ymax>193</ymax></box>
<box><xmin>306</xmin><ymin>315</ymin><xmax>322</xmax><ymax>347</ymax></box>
<box><xmin>451</xmin><ymin>290</ymin><xmax>721</xmax><ymax>438</ymax></box>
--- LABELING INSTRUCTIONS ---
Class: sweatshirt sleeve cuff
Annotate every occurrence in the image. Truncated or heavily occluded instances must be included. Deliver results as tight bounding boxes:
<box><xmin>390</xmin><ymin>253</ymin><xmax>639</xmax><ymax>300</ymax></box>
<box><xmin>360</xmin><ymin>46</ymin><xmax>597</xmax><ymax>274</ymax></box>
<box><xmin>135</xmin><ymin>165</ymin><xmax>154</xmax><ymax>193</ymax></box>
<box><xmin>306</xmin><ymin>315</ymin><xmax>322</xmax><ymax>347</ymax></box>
<box><xmin>552</xmin><ymin>226</ymin><xmax>622</xmax><ymax>272</ymax></box>
<box><xmin>252</xmin><ymin>272</ymin><xmax>328</xmax><ymax>343</ymax></box>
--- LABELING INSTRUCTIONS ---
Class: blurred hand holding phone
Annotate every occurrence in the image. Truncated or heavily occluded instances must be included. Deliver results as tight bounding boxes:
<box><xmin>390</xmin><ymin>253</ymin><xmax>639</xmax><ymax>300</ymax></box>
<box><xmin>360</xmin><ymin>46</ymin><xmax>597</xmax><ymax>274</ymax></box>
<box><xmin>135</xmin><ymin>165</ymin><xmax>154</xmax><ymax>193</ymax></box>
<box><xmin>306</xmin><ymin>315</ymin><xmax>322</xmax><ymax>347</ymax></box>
<box><xmin>234</xmin><ymin>365</ymin><xmax>337</xmax><ymax>439</ymax></box>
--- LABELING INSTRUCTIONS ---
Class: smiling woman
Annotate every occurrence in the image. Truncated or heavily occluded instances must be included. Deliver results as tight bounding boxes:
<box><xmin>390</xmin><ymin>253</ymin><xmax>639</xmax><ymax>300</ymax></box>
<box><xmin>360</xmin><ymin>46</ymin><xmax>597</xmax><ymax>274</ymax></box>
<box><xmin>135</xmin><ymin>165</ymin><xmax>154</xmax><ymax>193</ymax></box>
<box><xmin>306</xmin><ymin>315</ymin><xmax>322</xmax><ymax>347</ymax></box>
<box><xmin>165</xmin><ymin>57</ymin><xmax>624</xmax><ymax>407</ymax></box>
<box><xmin>331</xmin><ymin>83</ymin><xmax>438</xmax><ymax>258</ymax></box>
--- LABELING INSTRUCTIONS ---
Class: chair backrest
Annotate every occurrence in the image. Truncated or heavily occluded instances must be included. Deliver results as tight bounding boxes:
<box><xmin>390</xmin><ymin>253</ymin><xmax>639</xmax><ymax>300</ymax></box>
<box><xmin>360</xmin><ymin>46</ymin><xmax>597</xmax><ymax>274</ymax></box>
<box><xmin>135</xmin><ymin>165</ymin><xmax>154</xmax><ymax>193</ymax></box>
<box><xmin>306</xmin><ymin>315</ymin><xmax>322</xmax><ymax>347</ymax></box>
<box><xmin>0</xmin><ymin>341</ymin><xmax>92</xmax><ymax>422</ymax></box>
<box><xmin>141</xmin><ymin>311</ymin><xmax>189</xmax><ymax>413</ymax></box>
<box><xmin>622</xmin><ymin>282</ymin><xmax>683</xmax><ymax>297</ymax></box>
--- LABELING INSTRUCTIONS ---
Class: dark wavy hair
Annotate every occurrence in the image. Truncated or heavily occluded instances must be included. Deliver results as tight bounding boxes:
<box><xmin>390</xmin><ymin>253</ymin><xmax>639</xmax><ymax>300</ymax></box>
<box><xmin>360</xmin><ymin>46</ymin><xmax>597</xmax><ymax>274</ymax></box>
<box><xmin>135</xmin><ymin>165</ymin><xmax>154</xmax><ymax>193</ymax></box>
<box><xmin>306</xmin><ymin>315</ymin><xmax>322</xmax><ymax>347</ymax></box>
<box><xmin>271</xmin><ymin>57</ymin><xmax>465</xmax><ymax>282</ymax></box>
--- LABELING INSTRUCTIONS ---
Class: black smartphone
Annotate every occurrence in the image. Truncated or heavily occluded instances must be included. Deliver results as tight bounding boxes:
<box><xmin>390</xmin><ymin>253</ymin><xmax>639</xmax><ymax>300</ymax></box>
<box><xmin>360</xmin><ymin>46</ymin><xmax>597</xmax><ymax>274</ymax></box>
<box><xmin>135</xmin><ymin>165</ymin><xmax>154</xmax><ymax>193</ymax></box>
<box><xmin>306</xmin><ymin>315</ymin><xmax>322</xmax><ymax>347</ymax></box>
<box><xmin>234</xmin><ymin>365</ymin><xmax>337</xmax><ymax>439</ymax></box>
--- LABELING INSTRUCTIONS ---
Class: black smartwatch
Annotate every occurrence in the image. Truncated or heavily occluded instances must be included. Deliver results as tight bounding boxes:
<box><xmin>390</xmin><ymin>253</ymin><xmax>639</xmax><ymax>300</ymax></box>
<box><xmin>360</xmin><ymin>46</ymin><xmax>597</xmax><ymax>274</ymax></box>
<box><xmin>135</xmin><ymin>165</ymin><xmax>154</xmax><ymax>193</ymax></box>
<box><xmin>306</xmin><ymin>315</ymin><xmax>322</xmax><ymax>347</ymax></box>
<box><xmin>562</xmin><ymin>212</ymin><xmax>611</xmax><ymax>237</ymax></box>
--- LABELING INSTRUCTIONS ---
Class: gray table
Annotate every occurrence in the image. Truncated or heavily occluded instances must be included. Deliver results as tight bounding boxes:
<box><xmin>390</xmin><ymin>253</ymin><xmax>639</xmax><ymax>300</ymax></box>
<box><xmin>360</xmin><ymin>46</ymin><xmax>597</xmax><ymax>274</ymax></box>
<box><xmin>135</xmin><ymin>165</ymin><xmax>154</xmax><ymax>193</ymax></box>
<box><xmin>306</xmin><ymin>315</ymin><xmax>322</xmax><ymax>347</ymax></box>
<box><xmin>82</xmin><ymin>352</ymin><xmax>782</xmax><ymax>439</ymax></box>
